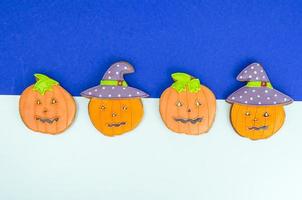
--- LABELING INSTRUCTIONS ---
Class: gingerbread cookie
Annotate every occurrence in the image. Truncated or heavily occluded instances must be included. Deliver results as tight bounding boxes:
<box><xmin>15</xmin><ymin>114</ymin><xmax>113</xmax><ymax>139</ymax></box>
<box><xmin>81</xmin><ymin>61</ymin><xmax>149</xmax><ymax>137</ymax></box>
<box><xmin>159</xmin><ymin>72</ymin><xmax>216</xmax><ymax>135</ymax></box>
<box><xmin>227</xmin><ymin>63</ymin><xmax>293</xmax><ymax>140</ymax></box>
<box><xmin>19</xmin><ymin>74</ymin><xmax>76</xmax><ymax>134</ymax></box>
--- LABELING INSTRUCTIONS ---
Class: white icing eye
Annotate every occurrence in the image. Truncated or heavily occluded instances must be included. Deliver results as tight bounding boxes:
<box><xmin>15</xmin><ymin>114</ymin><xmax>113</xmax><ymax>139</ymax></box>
<box><xmin>196</xmin><ymin>100</ymin><xmax>202</xmax><ymax>106</ymax></box>
<box><xmin>51</xmin><ymin>98</ymin><xmax>57</xmax><ymax>104</ymax></box>
<box><xmin>263</xmin><ymin>112</ymin><xmax>270</xmax><ymax>117</ymax></box>
<box><xmin>36</xmin><ymin>100</ymin><xmax>41</xmax><ymax>105</ymax></box>
<box><xmin>122</xmin><ymin>106</ymin><xmax>128</xmax><ymax>110</ymax></box>
<box><xmin>245</xmin><ymin>112</ymin><xmax>251</xmax><ymax>116</ymax></box>
<box><xmin>100</xmin><ymin>105</ymin><xmax>106</xmax><ymax>110</ymax></box>
<box><xmin>176</xmin><ymin>101</ymin><xmax>183</xmax><ymax>107</ymax></box>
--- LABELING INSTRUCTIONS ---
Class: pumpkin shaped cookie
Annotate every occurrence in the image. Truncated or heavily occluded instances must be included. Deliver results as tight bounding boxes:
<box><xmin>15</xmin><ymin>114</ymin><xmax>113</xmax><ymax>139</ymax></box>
<box><xmin>227</xmin><ymin>63</ymin><xmax>293</xmax><ymax>140</ymax></box>
<box><xmin>19</xmin><ymin>74</ymin><xmax>76</xmax><ymax>135</ymax></box>
<box><xmin>159</xmin><ymin>73</ymin><xmax>216</xmax><ymax>135</ymax></box>
<box><xmin>81</xmin><ymin>61</ymin><xmax>148</xmax><ymax>137</ymax></box>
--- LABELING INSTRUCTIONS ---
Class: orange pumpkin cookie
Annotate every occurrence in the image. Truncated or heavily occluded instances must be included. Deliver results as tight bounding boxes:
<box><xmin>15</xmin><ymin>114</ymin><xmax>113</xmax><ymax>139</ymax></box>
<box><xmin>81</xmin><ymin>61</ymin><xmax>148</xmax><ymax>137</ymax></box>
<box><xmin>227</xmin><ymin>63</ymin><xmax>293</xmax><ymax>140</ymax></box>
<box><xmin>19</xmin><ymin>74</ymin><xmax>76</xmax><ymax>135</ymax></box>
<box><xmin>159</xmin><ymin>73</ymin><xmax>216</xmax><ymax>135</ymax></box>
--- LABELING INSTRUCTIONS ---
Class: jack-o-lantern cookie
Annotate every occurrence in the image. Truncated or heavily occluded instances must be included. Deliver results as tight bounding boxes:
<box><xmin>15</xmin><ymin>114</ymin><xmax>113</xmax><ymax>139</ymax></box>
<box><xmin>81</xmin><ymin>61</ymin><xmax>149</xmax><ymax>137</ymax></box>
<box><xmin>159</xmin><ymin>72</ymin><xmax>216</xmax><ymax>135</ymax></box>
<box><xmin>19</xmin><ymin>74</ymin><xmax>76</xmax><ymax>135</ymax></box>
<box><xmin>227</xmin><ymin>63</ymin><xmax>293</xmax><ymax>140</ymax></box>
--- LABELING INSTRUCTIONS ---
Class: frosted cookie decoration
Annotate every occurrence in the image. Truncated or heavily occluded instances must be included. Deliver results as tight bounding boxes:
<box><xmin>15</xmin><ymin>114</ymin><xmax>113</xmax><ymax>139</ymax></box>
<box><xmin>159</xmin><ymin>73</ymin><xmax>216</xmax><ymax>135</ymax></box>
<box><xmin>19</xmin><ymin>74</ymin><xmax>76</xmax><ymax>135</ymax></box>
<box><xmin>227</xmin><ymin>63</ymin><xmax>293</xmax><ymax>140</ymax></box>
<box><xmin>81</xmin><ymin>61</ymin><xmax>148</xmax><ymax>137</ymax></box>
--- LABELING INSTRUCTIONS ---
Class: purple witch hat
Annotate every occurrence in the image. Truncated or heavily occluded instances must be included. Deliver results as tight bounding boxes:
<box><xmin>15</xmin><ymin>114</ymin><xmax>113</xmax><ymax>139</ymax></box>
<box><xmin>81</xmin><ymin>61</ymin><xmax>149</xmax><ymax>99</ymax></box>
<box><xmin>227</xmin><ymin>63</ymin><xmax>293</xmax><ymax>106</ymax></box>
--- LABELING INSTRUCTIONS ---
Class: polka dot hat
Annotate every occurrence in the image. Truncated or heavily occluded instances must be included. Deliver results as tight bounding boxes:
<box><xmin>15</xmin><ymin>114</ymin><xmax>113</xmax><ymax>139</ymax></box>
<box><xmin>81</xmin><ymin>61</ymin><xmax>149</xmax><ymax>99</ymax></box>
<box><xmin>227</xmin><ymin>63</ymin><xmax>293</xmax><ymax>106</ymax></box>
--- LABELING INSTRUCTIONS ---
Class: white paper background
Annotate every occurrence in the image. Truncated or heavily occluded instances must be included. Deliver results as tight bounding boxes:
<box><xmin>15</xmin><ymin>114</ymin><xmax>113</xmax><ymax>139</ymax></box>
<box><xmin>0</xmin><ymin>96</ymin><xmax>301</xmax><ymax>200</ymax></box>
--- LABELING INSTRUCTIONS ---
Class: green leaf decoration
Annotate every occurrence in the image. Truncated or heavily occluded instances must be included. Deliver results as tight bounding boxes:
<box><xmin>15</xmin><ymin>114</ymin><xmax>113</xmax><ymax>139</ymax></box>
<box><xmin>171</xmin><ymin>72</ymin><xmax>201</xmax><ymax>93</ymax></box>
<box><xmin>33</xmin><ymin>74</ymin><xmax>59</xmax><ymax>95</ymax></box>
<box><xmin>188</xmin><ymin>79</ymin><xmax>201</xmax><ymax>93</ymax></box>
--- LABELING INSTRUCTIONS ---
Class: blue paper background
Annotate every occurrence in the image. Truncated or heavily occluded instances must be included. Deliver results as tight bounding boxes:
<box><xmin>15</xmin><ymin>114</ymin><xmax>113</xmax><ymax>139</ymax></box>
<box><xmin>1</xmin><ymin>0</ymin><xmax>302</xmax><ymax>99</ymax></box>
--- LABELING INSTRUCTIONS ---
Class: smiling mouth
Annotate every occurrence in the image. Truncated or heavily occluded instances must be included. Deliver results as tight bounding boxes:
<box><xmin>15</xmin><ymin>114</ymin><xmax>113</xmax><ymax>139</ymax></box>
<box><xmin>174</xmin><ymin>117</ymin><xmax>203</xmax><ymax>124</ymax></box>
<box><xmin>108</xmin><ymin>122</ymin><xmax>126</xmax><ymax>127</ymax></box>
<box><xmin>248</xmin><ymin>126</ymin><xmax>268</xmax><ymax>131</ymax></box>
<box><xmin>35</xmin><ymin>117</ymin><xmax>59</xmax><ymax>124</ymax></box>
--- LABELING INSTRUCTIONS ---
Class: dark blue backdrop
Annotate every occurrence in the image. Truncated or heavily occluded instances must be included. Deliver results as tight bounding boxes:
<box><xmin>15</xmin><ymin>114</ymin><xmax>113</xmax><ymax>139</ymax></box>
<box><xmin>1</xmin><ymin>0</ymin><xmax>302</xmax><ymax>99</ymax></box>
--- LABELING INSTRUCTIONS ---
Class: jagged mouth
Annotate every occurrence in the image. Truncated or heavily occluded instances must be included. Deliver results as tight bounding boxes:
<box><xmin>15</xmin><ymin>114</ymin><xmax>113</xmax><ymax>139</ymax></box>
<box><xmin>108</xmin><ymin>122</ymin><xmax>126</xmax><ymax>127</ymax></box>
<box><xmin>248</xmin><ymin>126</ymin><xmax>268</xmax><ymax>130</ymax></box>
<box><xmin>35</xmin><ymin>116</ymin><xmax>59</xmax><ymax>124</ymax></box>
<box><xmin>174</xmin><ymin>117</ymin><xmax>203</xmax><ymax>124</ymax></box>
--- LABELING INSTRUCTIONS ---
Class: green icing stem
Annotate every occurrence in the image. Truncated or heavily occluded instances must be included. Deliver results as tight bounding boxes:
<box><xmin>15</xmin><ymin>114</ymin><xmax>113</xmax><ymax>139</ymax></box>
<box><xmin>246</xmin><ymin>81</ymin><xmax>273</xmax><ymax>89</ymax></box>
<box><xmin>100</xmin><ymin>80</ymin><xmax>128</xmax><ymax>87</ymax></box>
<box><xmin>33</xmin><ymin>74</ymin><xmax>59</xmax><ymax>95</ymax></box>
<box><xmin>171</xmin><ymin>72</ymin><xmax>201</xmax><ymax>93</ymax></box>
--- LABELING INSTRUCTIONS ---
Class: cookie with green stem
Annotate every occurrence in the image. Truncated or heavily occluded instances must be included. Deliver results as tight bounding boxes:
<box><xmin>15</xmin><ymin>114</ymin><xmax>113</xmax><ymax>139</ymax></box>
<box><xmin>159</xmin><ymin>72</ymin><xmax>216</xmax><ymax>135</ymax></box>
<box><xmin>19</xmin><ymin>74</ymin><xmax>76</xmax><ymax>134</ymax></box>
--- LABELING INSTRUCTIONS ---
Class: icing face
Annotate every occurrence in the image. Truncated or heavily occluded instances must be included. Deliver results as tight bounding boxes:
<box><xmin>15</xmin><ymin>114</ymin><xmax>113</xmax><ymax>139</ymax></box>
<box><xmin>19</xmin><ymin>85</ymin><xmax>76</xmax><ymax>134</ymax></box>
<box><xmin>160</xmin><ymin>85</ymin><xmax>216</xmax><ymax>135</ymax></box>
<box><xmin>230</xmin><ymin>104</ymin><xmax>285</xmax><ymax>140</ymax></box>
<box><xmin>88</xmin><ymin>98</ymin><xmax>144</xmax><ymax>136</ymax></box>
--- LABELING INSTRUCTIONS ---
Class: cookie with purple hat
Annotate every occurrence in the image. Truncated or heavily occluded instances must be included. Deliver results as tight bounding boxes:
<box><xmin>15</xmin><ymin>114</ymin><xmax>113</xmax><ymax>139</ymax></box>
<box><xmin>81</xmin><ymin>61</ymin><xmax>149</xmax><ymax>137</ymax></box>
<box><xmin>227</xmin><ymin>63</ymin><xmax>293</xmax><ymax>140</ymax></box>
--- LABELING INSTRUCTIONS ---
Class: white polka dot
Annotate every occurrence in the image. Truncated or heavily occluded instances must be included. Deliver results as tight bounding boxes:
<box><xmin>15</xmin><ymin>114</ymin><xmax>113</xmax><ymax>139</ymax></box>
<box><xmin>284</xmin><ymin>98</ymin><xmax>287</xmax><ymax>101</ymax></box>
<box><xmin>108</xmin><ymin>76</ymin><xmax>111</xmax><ymax>79</ymax></box>
<box><xmin>117</xmin><ymin>64</ymin><xmax>120</xmax><ymax>67</ymax></box>
<box><xmin>256</xmin><ymin>77</ymin><xmax>259</xmax><ymax>80</ymax></box>
<box><xmin>116</xmin><ymin>71</ymin><xmax>119</xmax><ymax>75</ymax></box>
<box><xmin>94</xmin><ymin>89</ymin><xmax>98</xmax><ymax>92</ymax></box>
<box><xmin>252</xmin><ymin>89</ymin><xmax>256</xmax><ymax>93</ymax></box>
<box><xmin>273</xmin><ymin>101</ymin><xmax>277</xmax><ymax>104</ymax></box>
<box><xmin>112</xmin><ymin>87</ymin><xmax>115</xmax><ymax>89</ymax></box>
<box><xmin>248</xmin><ymin>75</ymin><xmax>252</xmax><ymax>78</ymax></box>
<box><xmin>108</xmin><ymin>71</ymin><xmax>111</xmax><ymax>74</ymax></box>
<box><xmin>260</xmin><ymin>70</ymin><xmax>264</xmax><ymax>73</ymax></box>
<box><xmin>267</xmin><ymin>97</ymin><xmax>270</xmax><ymax>100</ymax></box>
<box><xmin>102</xmin><ymin>87</ymin><xmax>106</xmax><ymax>90</ymax></box>
<box><xmin>262</xmin><ymin>76</ymin><xmax>265</xmax><ymax>79</ymax></box>
<box><xmin>244</xmin><ymin>91</ymin><xmax>248</xmax><ymax>94</ymax></box>
<box><xmin>244</xmin><ymin>101</ymin><xmax>248</xmax><ymax>104</ymax></box>
<box><xmin>256</xmin><ymin>63</ymin><xmax>260</xmax><ymax>66</ymax></box>
<box><xmin>108</xmin><ymin>94</ymin><xmax>111</xmax><ymax>97</ymax></box>
<box><xmin>128</xmin><ymin>94</ymin><xmax>132</xmax><ymax>97</ymax></box>
<box><xmin>254</xmin><ymin>71</ymin><xmax>257</xmax><ymax>74</ymax></box>
<box><xmin>118</xmin><ymin>94</ymin><xmax>121</xmax><ymax>97</ymax></box>
<box><xmin>274</xmin><ymin>94</ymin><xmax>278</xmax><ymax>97</ymax></box>
<box><xmin>258</xmin><ymin>102</ymin><xmax>262</xmax><ymax>104</ymax></box>
<box><xmin>124</xmin><ymin>66</ymin><xmax>127</xmax><ymax>70</ymax></box>
<box><xmin>136</xmin><ymin>92</ymin><xmax>140</xmax><ymax>94</ymax></box>
<box><xmin>231</xmin><ymin>97</ymin><xmax>235</xmax><ymax>100</ymax></box>
<box><xmin>250</xmin><ymin>97</ymin><xmax>253</xmax><ymax>100</ymax></box>
<box><xmin>99</xmin><ymin>94</ymin><xmax>102</xmax><ymax>97</ymax></box>
<box><xmin>123</xmin><ymin>87</ymin><xmax>126</xmax><ymax>90</ymax></box>
<box><xmin>251</xmin><ymin>66</ymin><xmax>254</xmax><ymax>69</ymax></box>
<box><xmin>88</xmin><ymin>92</ymin><xmax>92</xmax><ymax>95</ymax></box>
<box><xmin>244</xmin><ymin>70</ymin><xmax>247</xmax><ymax>73</ymax></box>
<box><xmin>257</xmin><ymin>95</ymin><xmax>261</xmax><ymax>98</ymax></box>
<box><xmin>239</xmin><ymin>76</ymin><xmax>243</xmax><ymax>79</ymax></box>
<box><xmin>239</xmin><ymin>96</ymin><xmax>242</xmax><ymax>98</ymax></box>
<box><xmin>264</xmin><ymin>90</ymin><xmax>268</xmax><ymax>93</ymax></box>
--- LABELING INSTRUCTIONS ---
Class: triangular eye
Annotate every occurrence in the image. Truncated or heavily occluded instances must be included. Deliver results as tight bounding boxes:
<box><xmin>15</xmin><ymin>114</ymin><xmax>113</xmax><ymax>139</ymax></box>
<box><xmin>36</xmin><ymin>100</ymin><xmax>41</xmax><ymax>105</ymax></box>
<box><xmin>263</xmin><ymin>112</ymin><xmax>270</xmax><ymax>117</ymax></box>
<box><xmin>51</xmin><ymin>98</ymin><xmax>57</xmax><ymax>104</ymax></box>
<box><xmin>196</xmin><ymin>100</ymin><xmax>202</xmax><ymax>106</ymax></box>
<box><xmin>175</xmin><ymin>101</ymin><xmax>183</xmax><ymax>107</ymax></box>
